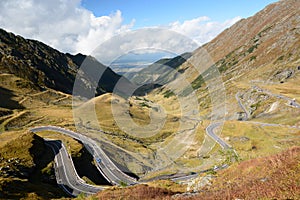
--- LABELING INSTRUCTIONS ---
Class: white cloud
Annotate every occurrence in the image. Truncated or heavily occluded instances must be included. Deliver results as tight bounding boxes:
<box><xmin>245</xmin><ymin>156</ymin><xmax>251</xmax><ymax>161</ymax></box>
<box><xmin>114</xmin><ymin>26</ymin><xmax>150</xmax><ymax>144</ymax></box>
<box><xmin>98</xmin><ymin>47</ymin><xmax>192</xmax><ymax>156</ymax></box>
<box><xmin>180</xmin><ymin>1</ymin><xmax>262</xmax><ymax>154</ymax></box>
<box><xmin>0</xmin><ymin>0</ymin><xmax>241</xmax><ymax>56</ymax></box>
<box><xmin>168</xmin><ymin>16</ymin><xmax>242</xmax><ymax>45</ymax></box>
<box><xmin>0</xmin><ymin>0</ymin><xmax>133</xmax><ymax>54</ymax></box>
<box><xmin>92</xmin><ymin>28</ymin><xmax>199</xmax><ymax>65</ymax></box>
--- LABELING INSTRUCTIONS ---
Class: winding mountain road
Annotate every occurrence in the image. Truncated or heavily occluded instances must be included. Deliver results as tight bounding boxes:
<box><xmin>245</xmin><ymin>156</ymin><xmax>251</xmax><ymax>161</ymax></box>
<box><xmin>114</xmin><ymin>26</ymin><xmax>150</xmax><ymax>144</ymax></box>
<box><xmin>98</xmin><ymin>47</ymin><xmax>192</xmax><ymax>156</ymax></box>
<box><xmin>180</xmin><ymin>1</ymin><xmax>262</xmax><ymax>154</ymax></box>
<box><xmin>31</xmin><ymin>126</ymin><xmax>138</xmax><ymax>188</ymax></box>
<box><xmin>253</xmin><ymin>85</ymin><xmax>300</xmax><ymax>108</ymax></box>
<box><xmin>31</xmin><ymin>123</ymin><xmax>233</xmax><ymax>196</ymax></box>
<box><xmin>45</xmin><ymin>140</ymin><xmax>104</xmax><ymax>196</ymax></box>
<box><xmin>235</xmin><ymin>92</ymin><xmax>250</xmax><ymax>120</ymax></box>
<box><xmin>205</xmin><ymin>122</ymin><xmax>230</xmax><ymax>149</ymax></box>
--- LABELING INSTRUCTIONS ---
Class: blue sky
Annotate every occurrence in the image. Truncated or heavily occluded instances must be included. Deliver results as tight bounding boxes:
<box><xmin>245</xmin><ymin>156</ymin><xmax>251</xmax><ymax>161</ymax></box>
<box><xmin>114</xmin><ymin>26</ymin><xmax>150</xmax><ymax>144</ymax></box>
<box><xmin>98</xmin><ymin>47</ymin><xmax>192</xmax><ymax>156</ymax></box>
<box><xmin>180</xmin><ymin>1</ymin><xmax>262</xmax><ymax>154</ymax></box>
<box><xmin>81</xmin><ymin>0</ymin><xmax>278</xmax><ymax>28</ymax></box>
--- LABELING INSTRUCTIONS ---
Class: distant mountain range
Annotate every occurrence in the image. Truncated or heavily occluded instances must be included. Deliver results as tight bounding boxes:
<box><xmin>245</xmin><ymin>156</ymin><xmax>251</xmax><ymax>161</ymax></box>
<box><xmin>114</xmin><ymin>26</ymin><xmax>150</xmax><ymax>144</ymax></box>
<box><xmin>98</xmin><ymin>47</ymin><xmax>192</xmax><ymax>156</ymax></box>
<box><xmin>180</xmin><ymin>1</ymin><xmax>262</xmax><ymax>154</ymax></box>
<box><xmin>125</xmin><ymin>52</ymin><xmax>192</xmax><ymax>85</ymax></box>
<box><xmin>0</xmin><ymin>28</ymin><xmax>190</xmax><ymax>98</ymax></box>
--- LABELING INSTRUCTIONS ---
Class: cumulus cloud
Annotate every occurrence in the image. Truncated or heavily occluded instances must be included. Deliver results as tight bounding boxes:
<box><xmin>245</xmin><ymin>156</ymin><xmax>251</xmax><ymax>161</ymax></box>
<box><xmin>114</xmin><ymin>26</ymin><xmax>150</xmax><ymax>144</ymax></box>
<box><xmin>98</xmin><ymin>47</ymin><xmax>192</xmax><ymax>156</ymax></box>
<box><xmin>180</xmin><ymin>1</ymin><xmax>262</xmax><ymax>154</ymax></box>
<box><xmin>168</xmin><ymin>16</ymin><xmax>242</xmax><ymax>45</ymax></box>
<box><xmin>0</xmin><ymin>0</ymin><xmax>134</xmax><ymax>54</ymax></box>
<box><xmin>0</xmin><ymin>0</ymin><xmax>241</xmax><ymax>56</ymax></box>
<box><xmin>93</xmin><ymin>28</ymin><xmax>199</xmax><ymax>65</ymax></box>
<box><xmin>92</xmin><ymin>16</ymin><xmax>242</xmax><ymax>64</ymax></box>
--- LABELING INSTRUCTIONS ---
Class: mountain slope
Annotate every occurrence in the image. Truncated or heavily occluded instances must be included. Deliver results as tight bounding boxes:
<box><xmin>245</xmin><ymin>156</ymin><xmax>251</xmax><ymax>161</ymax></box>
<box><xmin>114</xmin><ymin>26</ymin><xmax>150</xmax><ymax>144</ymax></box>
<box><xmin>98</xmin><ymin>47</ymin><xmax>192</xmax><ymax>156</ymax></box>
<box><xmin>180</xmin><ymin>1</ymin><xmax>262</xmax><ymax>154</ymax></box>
<box><xmin>72</xmin><ymin>0</ymin><xmax>300</xmax><ymax>180</ymax></box>
<box><xmin>185</xmin><ymin>146</ymin><xmax>300</xmax><ymax>199</ymax></box>
<box><xmin>198</xmin><ymin>0</ymin><xmax>300</xmax><ymax>82</ymax></box>
<box><xmin>126</xmin><ymin>0</ymin><xmax>300</xmax><ymax>179</ymax></box>
<box><xmin>155</xmin><ymin>0</ymin><xmax>300</xmax><ymax>120</ymax></box>
<box><xmin>0</xmin><ymin>0</ymin><xmax>299</xmax><ymax>199</ymax></box>
<box><xmin>202</xmin><ymin>0</ymin><xmax>299</xmax><ymax>65</ymax></box>
<box><xmin>0</xmin><ymin>131</ymin><xmax>67</xmax><ymax>199</ymax></box>
<box><xmin>0</xmin><ymin>28</ymin><xmax>130</xmax><ymax>96</ymax></box>
<box><xmin>85</xmin><ymin>146</ymin><xmax>300</xmax><ymax>200</ymax></box>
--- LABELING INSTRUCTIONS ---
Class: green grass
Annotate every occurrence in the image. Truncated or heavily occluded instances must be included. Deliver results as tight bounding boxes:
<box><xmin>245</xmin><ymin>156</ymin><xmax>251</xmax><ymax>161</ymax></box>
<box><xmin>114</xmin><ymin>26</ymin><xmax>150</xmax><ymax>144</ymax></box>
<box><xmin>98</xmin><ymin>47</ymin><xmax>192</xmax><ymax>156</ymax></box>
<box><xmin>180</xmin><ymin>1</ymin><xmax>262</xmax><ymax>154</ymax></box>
<box><xmin>221</xmin><ymin>121</ymin><xmax>300</xmax><ymax>160</ymax></box>
<box><xmin>191</xmin><ymin>75</ymin><xmax>204</xmax><ymax>90</ymax></box>
<box><xmin>247</xmin><ymin>44</ymin><xmax>259</xmax><ymax>54</ymax></box>
<box><xmin>163</xmin><ymin>90</ymin><xmax>175</xmax><ymax>98</ymax></box>
<box><xmin>219</xmin><ymin>63</ymin><xmax>228</xmax><ymax>73</ymax></box>
<box><xmin>250</xmin><ymin>55</ymin><xmax>257</xmax><ymax>61</ymax></box>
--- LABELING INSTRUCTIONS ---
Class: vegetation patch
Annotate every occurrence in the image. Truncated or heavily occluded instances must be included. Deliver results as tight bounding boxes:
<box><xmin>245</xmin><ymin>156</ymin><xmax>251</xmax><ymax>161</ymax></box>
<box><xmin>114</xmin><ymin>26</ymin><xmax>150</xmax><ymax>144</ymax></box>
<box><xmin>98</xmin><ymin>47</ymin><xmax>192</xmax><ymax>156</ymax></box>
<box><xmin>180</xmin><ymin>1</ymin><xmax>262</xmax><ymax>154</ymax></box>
<box><xmin>189</xmin><ymin>146</ymin><xmax>300</xmax><ymax>199</ymax></box>
<box><xmin>191</xmin><ymin>75</ymin><xmax>204</xmax><ymax>90</ymax></box>
<box><xmin>163</xmin><ymin>90</ymin><xmax>175</xmax><ymax>98</ymax></box>
<box><xmin>250</xmin><ymin>55</ymin><xmax>257</xmax><ymax>61</ymax></box>
<box><xmin>247</xmin><ymin>43</ymin><xmax>259</xmax><ymax>54</ymax></box>
<box><xmin>92</xmin><ymin>184</ymin><xmax>177</xmax><ymax>200</ymax></box>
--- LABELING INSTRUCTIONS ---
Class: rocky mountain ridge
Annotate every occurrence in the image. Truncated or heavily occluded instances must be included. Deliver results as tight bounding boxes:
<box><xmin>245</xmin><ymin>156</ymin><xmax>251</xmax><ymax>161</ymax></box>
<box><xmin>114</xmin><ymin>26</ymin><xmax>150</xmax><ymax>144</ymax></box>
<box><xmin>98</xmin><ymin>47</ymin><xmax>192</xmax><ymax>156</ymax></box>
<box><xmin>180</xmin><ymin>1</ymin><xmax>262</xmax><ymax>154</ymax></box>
<box><xmin>0</xmin><ymin>28</ymin><xmax>127</xmax><ymax>96</ymax></box>
<box><xmin>199</xmin><ymin>0</ymin><xmax>300</xmax><ymax>83</ymax></box>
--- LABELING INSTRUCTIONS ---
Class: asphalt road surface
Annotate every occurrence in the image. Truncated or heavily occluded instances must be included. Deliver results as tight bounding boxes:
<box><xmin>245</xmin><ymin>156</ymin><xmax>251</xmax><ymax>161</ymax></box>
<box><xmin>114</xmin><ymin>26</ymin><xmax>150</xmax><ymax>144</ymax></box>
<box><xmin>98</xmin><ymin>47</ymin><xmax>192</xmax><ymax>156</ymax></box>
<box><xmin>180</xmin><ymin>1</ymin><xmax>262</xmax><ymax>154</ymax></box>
<box><xmin>205</xmin><ymin>122</ymin><xmax>230</xmax><ymax>149</ymax></box>
<box><xmin>253</xmin><ymin>86</ymin><xmax>300</xmax><ymax>108</ymax></box>
<box><xmin>45</xmin><ymin>140</ymin><xmax>104</xmax><ymax>196</ymax></box>
<box><xmin>235</xmin><ymin>92</ymin><xmax>250</xmax><ymax>120</ymax></box>
<box><xmin>31</xmin><ymin>126</ymin><xmax>138</xmax><ymax>186</ymax></box>
<box><xmin>32</xmin><ymin>123</ymin><xmax>233</xmax><ymax>195</ymax></box>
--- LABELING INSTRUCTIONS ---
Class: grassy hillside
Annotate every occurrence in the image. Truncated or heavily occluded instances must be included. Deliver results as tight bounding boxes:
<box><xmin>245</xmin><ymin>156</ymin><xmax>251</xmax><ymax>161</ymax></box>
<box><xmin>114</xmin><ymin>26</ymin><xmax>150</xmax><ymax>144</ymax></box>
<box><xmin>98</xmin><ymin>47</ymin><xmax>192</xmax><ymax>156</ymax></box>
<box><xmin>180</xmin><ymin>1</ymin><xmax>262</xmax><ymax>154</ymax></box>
<box><xmin>82</xmin><ymin>146</ymin><xmax>300</xmax><ymax>199</ymax></box>
<box><xmin>0</xmin><ymin>72</ymin><xmax>109</xmax><ymax>198</ymax></box>
<box><xmin>185</xmin><ymin>146</ymin><xmax>300</xmax><ymax>199</ymax></box>
<box><xmin>0</xmin><ymin>131</ymin><xmax>67</xmax><ymax>199</ymax></box>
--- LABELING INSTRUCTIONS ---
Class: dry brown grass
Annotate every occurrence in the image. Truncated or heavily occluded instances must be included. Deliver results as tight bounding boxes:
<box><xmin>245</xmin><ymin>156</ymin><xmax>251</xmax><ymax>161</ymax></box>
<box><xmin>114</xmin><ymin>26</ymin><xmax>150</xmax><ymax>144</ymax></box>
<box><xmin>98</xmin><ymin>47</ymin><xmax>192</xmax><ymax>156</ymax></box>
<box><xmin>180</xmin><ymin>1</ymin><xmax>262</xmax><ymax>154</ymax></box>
<box><xmin>87</xmin><ymin>147</ymin><xmax>300</xmax><ymax>200</ymax></box>
<box><xmin>263</xmin><ymin>75</ymin><xmax>300</xmax><ymax>102</ymax></box>
<box><xmin>0</xmin><ymin>131</ymin><xmax>41</xmax><ymax>169</ymax></box>
<box><xmin>147</xmin><ymin>180</ymin><xmax>186</xmax><ymax>193</ymax></box>
<box><xmin>92</xmin><ymin>184</ymin><xmax>177</xmax><ymax>200</ymax></box>
<box><xmin>178</xmin><ymin>146</ymin><xmax>300</xmax><ymax>200</ymax></box>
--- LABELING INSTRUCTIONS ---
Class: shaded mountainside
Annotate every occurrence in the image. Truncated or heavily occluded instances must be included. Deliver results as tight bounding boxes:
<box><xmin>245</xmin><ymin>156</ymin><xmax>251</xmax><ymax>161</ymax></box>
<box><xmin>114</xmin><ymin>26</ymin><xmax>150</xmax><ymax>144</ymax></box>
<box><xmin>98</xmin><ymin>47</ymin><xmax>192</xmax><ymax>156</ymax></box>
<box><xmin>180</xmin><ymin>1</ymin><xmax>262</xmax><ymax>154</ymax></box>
<box><xmin>0</xmin><ymin>132</ymin><xmax>67</xmax><ymax>199</ymax></box>
<box><xmin>0</xmin><ymin>28</ymin><xmax>130</xmax><ymax>96</ymax></box>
